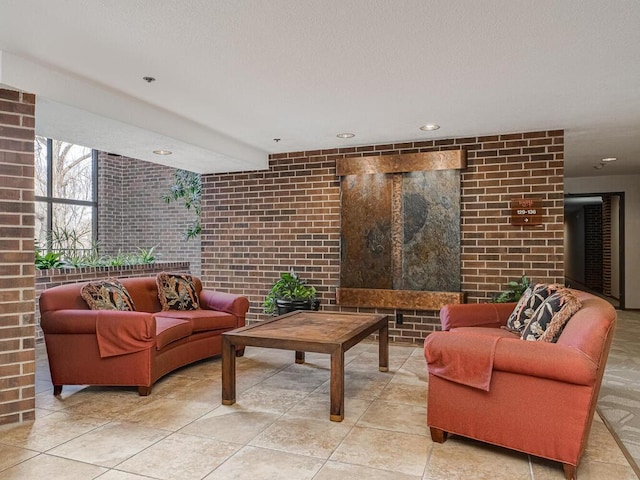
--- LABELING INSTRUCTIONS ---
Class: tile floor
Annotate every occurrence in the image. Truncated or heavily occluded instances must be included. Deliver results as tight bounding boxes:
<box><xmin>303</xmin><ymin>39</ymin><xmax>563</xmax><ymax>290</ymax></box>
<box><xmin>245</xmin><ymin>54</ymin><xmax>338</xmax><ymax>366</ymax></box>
<box><xmin>0</xmin><ymin>342</ymin><xmax>637</xmax><ymax>479</ymax></box>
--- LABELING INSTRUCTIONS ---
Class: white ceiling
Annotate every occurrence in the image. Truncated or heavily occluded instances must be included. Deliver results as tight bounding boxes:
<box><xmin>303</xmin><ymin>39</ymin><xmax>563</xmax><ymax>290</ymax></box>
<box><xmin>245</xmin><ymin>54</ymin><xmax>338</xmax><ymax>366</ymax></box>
<box><xmin>1</xmin><ymin>0</ymin><xmax>639</xmax><ymax>177</ymax></box>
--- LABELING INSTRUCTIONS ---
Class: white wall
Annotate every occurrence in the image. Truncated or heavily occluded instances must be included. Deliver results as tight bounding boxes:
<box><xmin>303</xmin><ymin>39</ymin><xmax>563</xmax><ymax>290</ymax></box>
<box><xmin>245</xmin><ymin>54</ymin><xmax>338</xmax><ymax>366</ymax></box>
<box><xmin>565</xmin><ymin>175</ymin><xmax>640</xmax><ymax>309</ymax></box>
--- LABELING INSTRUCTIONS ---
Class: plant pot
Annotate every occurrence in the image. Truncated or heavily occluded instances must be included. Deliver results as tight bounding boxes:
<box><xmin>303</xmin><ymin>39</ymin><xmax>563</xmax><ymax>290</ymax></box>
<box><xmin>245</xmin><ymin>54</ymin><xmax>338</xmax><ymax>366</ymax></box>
<box><xmin>276</xmin><ymin>298</ymin><xmax>319</xmax><ymax>316</ymax></box>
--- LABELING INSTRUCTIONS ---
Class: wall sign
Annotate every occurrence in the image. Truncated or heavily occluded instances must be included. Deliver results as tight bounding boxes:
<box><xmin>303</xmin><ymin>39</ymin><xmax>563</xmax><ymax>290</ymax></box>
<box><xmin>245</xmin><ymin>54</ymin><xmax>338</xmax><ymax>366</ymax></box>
<box><xmin>511</xmin><ymin>199</ymin><xmax>543</xmax><ymax>225</ymax></box>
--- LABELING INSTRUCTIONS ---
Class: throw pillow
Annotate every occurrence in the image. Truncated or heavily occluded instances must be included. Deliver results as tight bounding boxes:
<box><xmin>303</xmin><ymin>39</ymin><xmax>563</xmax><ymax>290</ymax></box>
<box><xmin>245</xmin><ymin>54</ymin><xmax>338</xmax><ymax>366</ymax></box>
<box><xmin>81</xmin><ymin>278</ymin><xmax>136</xmax><ymax>311</ymax></box>
<box><xmin>520</xmin><ymin>288</ymin><xmax>582</xmax><ymax>342</ymax></box>
<box><xmin>156</xmin><ymin>272</ymin><xmax>200</xmax><ymax>311</ymax></box>
<box><xmin>505</xmin><ymin>283</ymin><xmax>560</xmax><ymax>333</ymax></box>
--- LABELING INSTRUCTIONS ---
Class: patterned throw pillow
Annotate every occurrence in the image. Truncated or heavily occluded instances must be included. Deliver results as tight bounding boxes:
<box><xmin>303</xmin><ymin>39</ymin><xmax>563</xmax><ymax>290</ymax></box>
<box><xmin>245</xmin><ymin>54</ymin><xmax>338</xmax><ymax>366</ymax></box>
<box><xmin>81</xmin><ymin>278</ymin><xmax>136</xmax><ymax>311</ymax></box>
<box><xmin>156</xmin><ymin>272</ymin><xmax>200</xmax><ymax>311</ymax></box>
<box><xmin>505</xmin><ymin>283</ymin><xmax>560</xmax><ymax>333</ymax></box>
<box><xmin>520</xmin><ymin>288</ymin><xmax>582</xmax><ymax>342</ymax></box>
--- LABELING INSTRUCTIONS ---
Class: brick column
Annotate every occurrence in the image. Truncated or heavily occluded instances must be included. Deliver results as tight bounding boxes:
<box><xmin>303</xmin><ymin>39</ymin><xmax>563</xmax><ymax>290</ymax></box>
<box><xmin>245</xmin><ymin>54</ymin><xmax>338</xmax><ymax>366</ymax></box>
<box><xmin>0</xmin><ymin>88</ymin><xmax>36</xmax><ymax>425</ymax></box>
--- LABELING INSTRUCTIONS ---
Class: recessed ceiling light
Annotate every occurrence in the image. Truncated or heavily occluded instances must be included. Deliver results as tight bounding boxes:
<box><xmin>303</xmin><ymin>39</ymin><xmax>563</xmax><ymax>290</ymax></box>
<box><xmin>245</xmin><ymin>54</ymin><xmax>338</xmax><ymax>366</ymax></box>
<box><xmin>593</xmin><ymin>164</ymin><xmax>604</xmax><ymax>170</ymax></box>
<box><xmin>336</xmin><ymin>132</ymin><xmax>355</xmax><ymax>139</ymax></box>
<box><xmin>420</xmin><ymin>124</ymin><xmax>440</xmax><ymax>131</ymax></box>
<box><xmin>601</xmin><ymin>157</ymin><xmax>617</xmax><ymax>162</ymax></box>
<box><xmin>153</xmin><ymin>149</ymin><xmax>172</xmax><ymax>155</ymax></box>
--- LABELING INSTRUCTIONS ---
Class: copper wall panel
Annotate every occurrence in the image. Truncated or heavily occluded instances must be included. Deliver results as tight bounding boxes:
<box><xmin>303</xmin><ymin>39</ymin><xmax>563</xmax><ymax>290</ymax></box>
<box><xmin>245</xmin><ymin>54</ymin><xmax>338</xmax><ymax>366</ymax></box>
<box><xmin>336</xmin><ymin>288</ymin><xmax>464</xmax><ymax>310</ymax></box>
<box><xmin>336</xmin><ymin>150</ymin><xmax>466</xmax><ymax>176</ymax></box>
<box><xmin>340</xmin><ymin>174</ymin><xmax>393</xmax><ymax>289</ymax></box>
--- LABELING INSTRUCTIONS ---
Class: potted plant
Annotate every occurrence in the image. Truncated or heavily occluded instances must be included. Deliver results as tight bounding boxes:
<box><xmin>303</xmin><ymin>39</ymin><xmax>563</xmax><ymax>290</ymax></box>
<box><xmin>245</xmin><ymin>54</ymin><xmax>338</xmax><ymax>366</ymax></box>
<box><xmin>493</xmin><ymin>275</ymin><xmax>531</xmax><ymax>303</ymax></box>
<box><xmin>263</xmin><ymin>269</ymin><xmax>319</xmax><ymax>316</ymax></box>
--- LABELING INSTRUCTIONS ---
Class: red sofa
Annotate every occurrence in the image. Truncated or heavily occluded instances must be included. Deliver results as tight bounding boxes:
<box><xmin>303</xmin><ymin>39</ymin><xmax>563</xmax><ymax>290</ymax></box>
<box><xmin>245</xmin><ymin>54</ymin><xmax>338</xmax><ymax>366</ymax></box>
<box><xmin>39</xmin><ymin>276</ymin><xmax>249</xmax><ymax>396</ymax></box>
<box><xmin>424</xmin><ymin>289</ymin><xmax>616</xmax><ymax>480</ymax></box>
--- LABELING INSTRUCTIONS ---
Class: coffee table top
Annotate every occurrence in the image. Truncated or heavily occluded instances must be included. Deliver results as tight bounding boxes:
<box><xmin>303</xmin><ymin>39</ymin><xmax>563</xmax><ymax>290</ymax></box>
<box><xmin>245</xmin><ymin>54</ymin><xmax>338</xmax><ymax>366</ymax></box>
<box><xmin>223</xmin><ymin>310</ymin><xmax>388</xmax><ymax>352</ymax></box>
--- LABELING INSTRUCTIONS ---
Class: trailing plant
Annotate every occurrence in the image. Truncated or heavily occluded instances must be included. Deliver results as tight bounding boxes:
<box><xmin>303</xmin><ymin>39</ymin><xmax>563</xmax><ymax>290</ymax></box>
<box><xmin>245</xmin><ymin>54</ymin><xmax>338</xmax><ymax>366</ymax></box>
<box><xmin>493</xmin><ymin>275</ymin><xmax>531</xmax><ymax>303</ymax></box>
<box><xmin>163</xmin><ymin>169</ymin><xmax>202</xmax><ymax>239</ymax></box>
<box><xmin>263</xmin><ymin>269</ymin><xmax>317</xmax><ymax>315</ymax></box>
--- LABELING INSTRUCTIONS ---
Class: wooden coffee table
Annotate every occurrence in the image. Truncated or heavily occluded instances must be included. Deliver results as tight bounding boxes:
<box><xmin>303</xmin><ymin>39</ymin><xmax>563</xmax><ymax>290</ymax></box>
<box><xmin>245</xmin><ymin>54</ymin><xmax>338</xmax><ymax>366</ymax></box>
<box><xmin>221</xmin><ymin>310</ymin><xmax>389</xmax><ymax>422</ymax></box>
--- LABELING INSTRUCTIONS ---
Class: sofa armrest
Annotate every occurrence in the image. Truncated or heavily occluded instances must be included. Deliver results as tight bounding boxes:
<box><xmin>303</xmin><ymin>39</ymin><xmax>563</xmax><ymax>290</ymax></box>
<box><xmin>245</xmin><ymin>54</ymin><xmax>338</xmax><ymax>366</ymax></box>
<box><xmin>494</xmin><ymin>337</ymin><xmax>598</xmax><ymax>386</ymax></box>
<box><xmin>440</xmin><ymin>303</ymin><xmax>515</xmax><ymax>331</ymax></box>
<box><xmin>199</xmin><ymin>290</ymin><xmax>250</xmax><ymax>318</ymax></box>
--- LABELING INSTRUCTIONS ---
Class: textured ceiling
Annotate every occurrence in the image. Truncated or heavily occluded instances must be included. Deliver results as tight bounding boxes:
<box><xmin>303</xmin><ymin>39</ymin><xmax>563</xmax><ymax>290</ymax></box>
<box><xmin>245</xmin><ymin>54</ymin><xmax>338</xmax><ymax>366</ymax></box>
<box><xmin>0</xmin><ymin>0</ymin><xmax>639</xmax><ymax>176</ymax></box>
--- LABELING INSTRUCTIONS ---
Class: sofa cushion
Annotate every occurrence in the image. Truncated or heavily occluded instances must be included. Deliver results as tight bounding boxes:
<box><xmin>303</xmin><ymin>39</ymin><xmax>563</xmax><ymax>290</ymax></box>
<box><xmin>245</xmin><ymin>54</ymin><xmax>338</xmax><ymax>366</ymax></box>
<box><xmin>521</xmin><ymin>289</ymin><xmax>582</xmax><ymax>342</ymax></box>
<box><xmin>81</xmin><ymin>278</ymin><xmax>136</xmax><ymax>311</ymax></box>
<box><xmin>505</xmin><ymin>283</ymin><xmax>560</xmax><ymax>333</ymax></box>
<box><xmin>155</xmin><ymin>310</ymin><xmax>236</xmax><ymax>332</ymax></box>
<box><xmin>155</xmin><ymin>317</ymin><xmax>193</xmax><ymax>350</ymax></box>
<box><xmin>156</xmin><ymin>272</ymin><xmax>200</xmax><ymax>311</ymax></box>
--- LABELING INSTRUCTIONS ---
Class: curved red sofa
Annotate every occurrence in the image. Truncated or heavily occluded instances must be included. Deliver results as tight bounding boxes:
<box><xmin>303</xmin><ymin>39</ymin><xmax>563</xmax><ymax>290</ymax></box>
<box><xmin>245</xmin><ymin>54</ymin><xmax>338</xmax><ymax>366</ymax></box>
<box><xmin>39</xmin><ymin>276</ymin><xmax>249</xmax><ymax>396</ymax></box>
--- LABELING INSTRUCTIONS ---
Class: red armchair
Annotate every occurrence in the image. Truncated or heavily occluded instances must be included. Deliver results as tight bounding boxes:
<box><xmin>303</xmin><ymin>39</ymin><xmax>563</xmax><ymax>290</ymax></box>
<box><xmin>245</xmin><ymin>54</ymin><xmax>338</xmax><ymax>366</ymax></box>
<box><xmin>424</xmin><ymin>289</ymin><xmax>616</xmax><ymax>480</ymax></box>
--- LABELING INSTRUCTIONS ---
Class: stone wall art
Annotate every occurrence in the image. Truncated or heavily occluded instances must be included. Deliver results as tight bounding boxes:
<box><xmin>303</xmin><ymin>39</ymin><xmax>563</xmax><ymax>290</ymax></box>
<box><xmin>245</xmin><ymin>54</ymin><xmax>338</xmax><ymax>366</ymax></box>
<box><xmin>336</xmin><ymin>151</ymin><xmax>465</xmax><ymax>310</ymax></box>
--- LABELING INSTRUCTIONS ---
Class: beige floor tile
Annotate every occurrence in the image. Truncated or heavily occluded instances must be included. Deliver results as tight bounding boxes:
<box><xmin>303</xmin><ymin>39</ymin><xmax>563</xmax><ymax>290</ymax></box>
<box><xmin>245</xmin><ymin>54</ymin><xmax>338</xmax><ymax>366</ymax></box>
<box><xmin>581</xmin><ymin>416</ymin><xmax>632</xmax><ymax>466</ymax></box>
<box><xmin>47</xmin><ymin>421</ymin><xmax>169</xmax><ymax>468</ymax></box>
<box><xmin>0</xmin><ymin>453</ymin><xmax>107</xmax><ymax>479</ymax></box>
<box><xmin>378</xmin><ymin>380</ymin><xmax>428</xmax><ymax>406</ymax></box>
<box><xmin>34</xmin><ymin>385</ymin><xmax>87</xmax><ymax>411</ymax></box>
<box><xmin>314</xmin><ymin>372</ymin><xmax>390</xmax><ymax>401</ymax></box>
<box><xmin>60</xmin><ymin>389</ymin><xmax>156</xmax><ymax>420</ymax></box>
<box><xmin>0</xmin><ymin>444</ymin><xmax>39</xmax><ymax>472</ymax></box>
<box><xmin>249</xmin><ymin>415</ymin><xmax>352</xmax><ymax>459</ymax></box>
<box><xmin>424</xmin><ymin>436</ymin><xmax>531</xmax><ymax>480</ymax></box>
<box><xmin>148</xmin><ymin>373</ymin><xmax>206</xmax><ymax>397</ymax></box>
<box><xmin>529</xmin><ymin>455</ymin><xmax>639</xmax><ymax>480</ymax></box>
<box><xmin>163</xmin><ymin>378</ymin><xmax>222</xmax><ymax>403</ymax></box>
<box><xmin>347</xmin><ymin>352</ymin><xmax>407</xmax><ymax>372</ymax></box>
<box><xmin>116</xmin><ymin>432</ymin><xmax>239</xmax><ymax>480</ymax></box>
<box><xmin>202</xmin><ymin>445</ymin><xmax>324</xmax><ymax>480</ymax></box>
<box><xmin>286</xmin><ymin>392</ymin><xmax>372</xmax><ymax>425</ymax></box>
<box><xmin>315</xmin><ymin>461</ymin><xmax>422</xmax><ymax>480</ymax></box>
<box><xmin>397</xmin><ymin>357</ymin><xmax>429</xmax><ymax>383</ymax></box>
<box><xmin>260</xmin><ymin>363</ymin><xmax>330</xmax><ymax>392</ymax></box>
<box><xmin>357</xmin><ymin>400</ymin><xmax>428</xmax><ymax>436</ymax></box>
<box><xmin>119</xmin><ymin>397</ymin><xmax>215</xmax><ymax>431</ymax></box>
<box><xmin>96</xmin><ymin>471</ymin><xmax>155</xmax><ymax>480</ymax></box>
<box><xmin>233</xmin><ymin>385</ymin><xmax>308</xmax><ymax>414</ymax></box>
<box><xmin>179</xmin><ymin>407</ymin><xmax>280</xmax><ymax>444</ymax></box>
<box><xmin>0</xmin><ymin>411</ymin><xmax>108</xmax><ymax>452</ymax></box>
<box><xmin>330</xmin><ymin>425</ymin><xmax>430</xmax><ymax>476</ymax></box>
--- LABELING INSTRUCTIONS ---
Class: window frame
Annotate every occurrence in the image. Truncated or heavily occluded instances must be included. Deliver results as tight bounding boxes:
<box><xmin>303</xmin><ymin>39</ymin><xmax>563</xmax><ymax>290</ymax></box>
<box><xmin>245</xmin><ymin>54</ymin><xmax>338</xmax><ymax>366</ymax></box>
<box><xmin>35</xmin><ymin>137</ymin><xmax>99</xmax><ymax>251</ymax></box>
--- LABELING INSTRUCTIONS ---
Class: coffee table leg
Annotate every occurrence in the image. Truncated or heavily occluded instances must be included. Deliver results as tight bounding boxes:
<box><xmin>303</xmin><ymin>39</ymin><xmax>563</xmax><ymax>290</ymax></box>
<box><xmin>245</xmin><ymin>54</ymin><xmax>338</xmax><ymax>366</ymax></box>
<box><xmin>295</xmin><ymin>351</ymin><xmax>305</xmax><ymax>364</ymax></box>
<box><xmin>379</xmin><ymin>320</ymin><xmax>389</xmax><ymax>372</ymax></box>
<box><xmin>221</xmin><ymin>336</ymin><xmax>236</xmax><ymax>405</ymax></box>
<box><xmin>330</xmin><ymin>348</ymin><xmax>345</xmax><ymax>422</ymax></box>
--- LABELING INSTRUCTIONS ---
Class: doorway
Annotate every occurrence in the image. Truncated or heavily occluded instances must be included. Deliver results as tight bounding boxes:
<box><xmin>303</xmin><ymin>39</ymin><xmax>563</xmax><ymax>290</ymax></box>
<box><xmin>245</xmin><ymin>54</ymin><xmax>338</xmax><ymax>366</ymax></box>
<box><xmin>564</xmin><ymin>193</ymin><xmax>625</xmax><ymax>309</ymax></box>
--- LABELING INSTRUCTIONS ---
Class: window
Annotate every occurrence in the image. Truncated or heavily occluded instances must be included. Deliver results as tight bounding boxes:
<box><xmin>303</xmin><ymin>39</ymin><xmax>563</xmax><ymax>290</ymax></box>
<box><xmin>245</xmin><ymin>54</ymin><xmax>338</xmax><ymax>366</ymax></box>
<box><xmin>35</xmin><ymin>137</ymin><xmax>98</xmax><ymax>254</ymax></box>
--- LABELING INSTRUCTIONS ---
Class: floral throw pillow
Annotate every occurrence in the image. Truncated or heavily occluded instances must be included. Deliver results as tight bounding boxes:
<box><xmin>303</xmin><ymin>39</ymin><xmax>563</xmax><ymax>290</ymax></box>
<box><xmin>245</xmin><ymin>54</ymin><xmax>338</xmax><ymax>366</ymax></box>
<box><xmin>81</xmin><ymin>278</ymin><xmax>136</xmax><ymax>311</ymax></box>
<box><xmin>505</xmin><ymin>283</ymin><xmax>560</xmax><ymax>333</ymax></box>
<box><xmin>520</xmin><ymin>288</ymin><xmax>582</xmax><ymax>342</ymax></box>
<box><xmin>156</xmin><ymin>272</ymin><xmax>200</xmax><ymax>311</ymax></box>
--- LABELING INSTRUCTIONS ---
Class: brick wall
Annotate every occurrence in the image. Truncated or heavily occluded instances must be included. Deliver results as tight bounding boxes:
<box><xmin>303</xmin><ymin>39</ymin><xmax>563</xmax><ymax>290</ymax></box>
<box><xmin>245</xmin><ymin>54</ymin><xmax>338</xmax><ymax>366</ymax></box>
<box><xmin>98</xmin><ymin>153</ymin><xmax>201</xmax><ymax>276</ymax></box>
<box><xmin>201</xmin><ymin>130</ymin><xmax>565</xmax><ymax>345</ymax></box>
<box><xmin>0</xmin><ymin>88</ymin><xmax>36</xmax><ymax>425</ymax></box>
<box><xmin>584</xmin><ymin>203</ymin><xmax>603</xmax><ymax>291</ymax></box>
